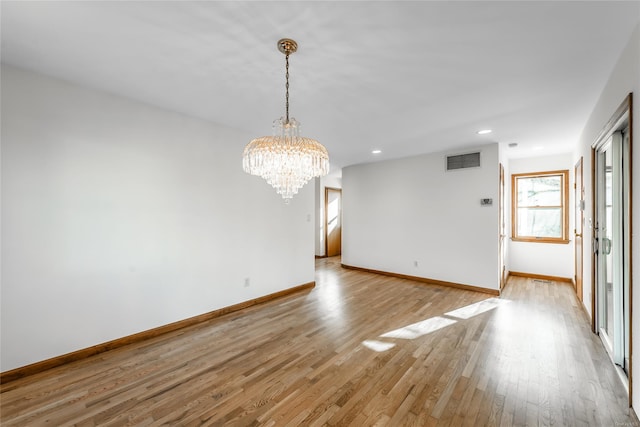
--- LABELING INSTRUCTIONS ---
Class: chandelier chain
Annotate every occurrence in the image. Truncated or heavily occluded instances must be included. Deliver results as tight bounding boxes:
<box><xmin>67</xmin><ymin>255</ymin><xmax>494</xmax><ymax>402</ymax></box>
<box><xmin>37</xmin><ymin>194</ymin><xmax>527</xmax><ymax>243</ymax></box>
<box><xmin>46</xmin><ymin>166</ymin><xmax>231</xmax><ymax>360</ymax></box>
<box><xmin>285</xmin><ymin>54</ymin><xmax>290</xmax><ymax>124</ymax></box>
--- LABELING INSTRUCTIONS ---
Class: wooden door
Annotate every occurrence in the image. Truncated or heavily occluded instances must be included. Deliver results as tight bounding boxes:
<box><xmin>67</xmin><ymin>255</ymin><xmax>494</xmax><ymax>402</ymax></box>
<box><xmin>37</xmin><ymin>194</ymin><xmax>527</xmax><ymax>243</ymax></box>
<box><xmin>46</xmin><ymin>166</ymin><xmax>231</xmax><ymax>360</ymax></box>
<box><xmin>325</xmin><ymin>188</ymin><xmax>342</xmax><ymax>257</ymax></box>
<box><xmin>574</xmin><ymin>157</ymin><xmax>584</xmax><ymax>301</ymax></box>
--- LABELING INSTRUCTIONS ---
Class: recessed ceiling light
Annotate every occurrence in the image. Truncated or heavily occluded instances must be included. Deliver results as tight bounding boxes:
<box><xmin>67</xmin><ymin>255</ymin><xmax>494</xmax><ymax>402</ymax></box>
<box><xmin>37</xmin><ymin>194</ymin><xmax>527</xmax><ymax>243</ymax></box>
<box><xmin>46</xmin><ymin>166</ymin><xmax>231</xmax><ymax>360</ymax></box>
<box><xmin>477</xmin><ymin>129</ymin><xmax>492</xmax><ymax>135</ymax></box>
<box><xmin>372</xmin><ymin>150</ymin><xmax>382</xmax><ymax>154</ymax></box>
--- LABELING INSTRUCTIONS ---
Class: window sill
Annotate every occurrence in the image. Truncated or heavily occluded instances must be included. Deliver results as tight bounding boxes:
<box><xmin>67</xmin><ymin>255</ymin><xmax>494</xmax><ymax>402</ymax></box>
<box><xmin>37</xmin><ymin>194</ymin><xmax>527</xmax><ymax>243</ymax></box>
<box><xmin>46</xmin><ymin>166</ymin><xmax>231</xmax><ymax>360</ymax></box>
<box><xmin>511</xmin><ymin>237</ymin><xmax>570</xmax><ymax>244</ymax></box>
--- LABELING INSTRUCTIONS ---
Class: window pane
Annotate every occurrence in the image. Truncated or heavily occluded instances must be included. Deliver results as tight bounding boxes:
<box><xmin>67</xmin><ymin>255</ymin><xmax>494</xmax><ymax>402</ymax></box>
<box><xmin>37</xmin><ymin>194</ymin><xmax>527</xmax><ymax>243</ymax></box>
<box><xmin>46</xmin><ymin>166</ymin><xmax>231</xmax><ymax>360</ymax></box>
<box><xmin>517</xmin><ymin>176</ymin><xmax>562</xmax><ymax>207</ymax></box>
<box><xmin>517</xmin><ymin>207</ymin><xmax>562</xmax><ymax>238</ymax></box>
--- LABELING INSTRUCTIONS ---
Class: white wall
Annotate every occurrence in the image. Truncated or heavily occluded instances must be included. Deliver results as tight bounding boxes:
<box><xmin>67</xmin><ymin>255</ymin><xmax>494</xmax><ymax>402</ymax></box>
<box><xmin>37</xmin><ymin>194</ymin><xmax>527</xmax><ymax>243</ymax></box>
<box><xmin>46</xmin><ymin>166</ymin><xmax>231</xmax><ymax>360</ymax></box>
<box><xmin>508</xmin><ymin>153</ymin><xmax>575</xmax><ymax>279</ymax></box>
<box><xmin>576</xmin><ymin>23</ymin><xmax>639</xmax><ymax>412</ymax></box>
<box><xmin>342</xmin><ymin>144</ymin><xmax>500</xmax><ymax>291</ymax></box>
<box><xmin>0</xmin><ymin>65</ymin><xmax>316</xmax><ymax>372</ymax></box>
<box><xmin>315</xmin><ymin>171</ymin><xmax>342</xmax><ymax>257</ymax></box>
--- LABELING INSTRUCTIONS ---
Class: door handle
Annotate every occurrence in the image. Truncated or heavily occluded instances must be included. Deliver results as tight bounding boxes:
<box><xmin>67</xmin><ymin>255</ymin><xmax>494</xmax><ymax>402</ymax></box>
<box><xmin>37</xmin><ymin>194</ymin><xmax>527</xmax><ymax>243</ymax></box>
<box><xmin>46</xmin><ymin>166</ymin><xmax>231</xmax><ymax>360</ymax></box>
<box><xmin>575</xmin><ymin>233</ymin><xmax>582</xmax><ymax>238</ymax></box>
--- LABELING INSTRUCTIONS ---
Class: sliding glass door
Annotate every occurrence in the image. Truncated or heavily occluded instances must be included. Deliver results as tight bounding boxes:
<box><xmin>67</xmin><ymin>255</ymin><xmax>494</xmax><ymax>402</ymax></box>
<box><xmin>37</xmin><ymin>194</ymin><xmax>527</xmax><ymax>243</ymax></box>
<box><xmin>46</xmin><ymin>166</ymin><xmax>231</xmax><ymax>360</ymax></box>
<box><xmin>594</xmin><ymin>130</ymin><xmax>630</xmax><ymax>374</ymax></box>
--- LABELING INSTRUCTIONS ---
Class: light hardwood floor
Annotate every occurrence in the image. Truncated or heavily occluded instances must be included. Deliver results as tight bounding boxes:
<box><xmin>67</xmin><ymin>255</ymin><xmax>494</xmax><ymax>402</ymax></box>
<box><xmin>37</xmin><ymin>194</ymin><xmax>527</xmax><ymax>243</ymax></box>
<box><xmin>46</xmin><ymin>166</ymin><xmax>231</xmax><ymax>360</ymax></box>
<box><xmin>1</xmin><ymin>256</ymin><xmax>636</xmax><ymax>426</ymax></box>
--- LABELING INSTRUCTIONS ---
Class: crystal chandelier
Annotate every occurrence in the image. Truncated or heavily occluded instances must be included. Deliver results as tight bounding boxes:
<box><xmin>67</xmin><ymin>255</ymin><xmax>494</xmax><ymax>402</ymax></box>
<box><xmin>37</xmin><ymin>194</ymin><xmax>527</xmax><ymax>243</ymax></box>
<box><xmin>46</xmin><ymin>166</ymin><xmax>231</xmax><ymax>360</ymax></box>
<box><xmin>243</xmin><ymin>38</ymin><xmax>329</xmax><ymax>200</ymax></box>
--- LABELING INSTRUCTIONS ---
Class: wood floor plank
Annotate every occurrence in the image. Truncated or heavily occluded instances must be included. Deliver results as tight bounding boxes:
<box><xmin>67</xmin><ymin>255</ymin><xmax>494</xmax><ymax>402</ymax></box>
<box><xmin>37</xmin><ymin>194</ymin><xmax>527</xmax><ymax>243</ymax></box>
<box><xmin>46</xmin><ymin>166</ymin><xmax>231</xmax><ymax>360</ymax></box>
<box><xmin>1</xmin><ymin>257</ymin><xmax>636</xmax><ymax>426</ymax></box>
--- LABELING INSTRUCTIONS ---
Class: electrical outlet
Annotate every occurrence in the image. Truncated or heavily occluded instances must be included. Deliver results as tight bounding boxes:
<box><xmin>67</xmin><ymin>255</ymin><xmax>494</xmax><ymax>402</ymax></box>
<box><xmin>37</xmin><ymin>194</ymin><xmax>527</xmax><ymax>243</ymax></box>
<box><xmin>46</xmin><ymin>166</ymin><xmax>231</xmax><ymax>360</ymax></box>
<box><xmin>244</xmin><ymin>278</ymin><xmax>250</xmax><ymax>287</ymax></box>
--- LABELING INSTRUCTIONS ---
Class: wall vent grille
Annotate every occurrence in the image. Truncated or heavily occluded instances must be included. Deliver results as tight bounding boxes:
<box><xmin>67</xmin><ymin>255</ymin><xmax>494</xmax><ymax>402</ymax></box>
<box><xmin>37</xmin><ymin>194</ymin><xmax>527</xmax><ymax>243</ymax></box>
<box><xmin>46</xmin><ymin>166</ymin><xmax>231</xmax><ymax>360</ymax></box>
<box><xmin>446</xmin><ymin>152</ymin><xmax>481</xmax><ymax>170</ymax></box>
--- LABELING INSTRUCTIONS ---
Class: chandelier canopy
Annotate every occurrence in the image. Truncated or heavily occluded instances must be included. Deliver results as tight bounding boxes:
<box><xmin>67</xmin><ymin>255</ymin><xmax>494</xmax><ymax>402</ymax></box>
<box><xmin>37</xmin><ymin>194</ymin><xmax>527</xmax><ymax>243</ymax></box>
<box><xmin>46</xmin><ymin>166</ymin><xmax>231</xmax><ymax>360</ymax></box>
<box><xmin>243</xmin><ymin>38</ymin><xmax>329</xmax><ymax>200</ymax></box>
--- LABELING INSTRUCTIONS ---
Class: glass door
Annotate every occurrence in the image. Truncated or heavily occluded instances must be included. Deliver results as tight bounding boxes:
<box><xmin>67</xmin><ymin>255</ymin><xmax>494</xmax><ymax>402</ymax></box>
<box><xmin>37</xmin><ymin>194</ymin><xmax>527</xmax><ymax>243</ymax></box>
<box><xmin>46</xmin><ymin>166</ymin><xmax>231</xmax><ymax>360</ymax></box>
<box><xmin>595</xmin><ymin>131</ymin><xmax>628</xmax><ymax>373</ymax></box>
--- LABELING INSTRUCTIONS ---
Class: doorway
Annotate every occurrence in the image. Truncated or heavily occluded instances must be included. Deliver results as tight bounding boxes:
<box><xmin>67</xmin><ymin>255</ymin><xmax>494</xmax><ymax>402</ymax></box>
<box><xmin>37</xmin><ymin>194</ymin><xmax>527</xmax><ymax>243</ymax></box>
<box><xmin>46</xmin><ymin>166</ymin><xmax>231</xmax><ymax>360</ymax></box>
<box><xmin>592</xmin><ymin>94</ymin><xmax>632</xmax><ymax>397</ymax></box>
<box><xmin>325</xmin><ymin>187</ymin><xmax>342</xmax><ymax>257</ymax></box>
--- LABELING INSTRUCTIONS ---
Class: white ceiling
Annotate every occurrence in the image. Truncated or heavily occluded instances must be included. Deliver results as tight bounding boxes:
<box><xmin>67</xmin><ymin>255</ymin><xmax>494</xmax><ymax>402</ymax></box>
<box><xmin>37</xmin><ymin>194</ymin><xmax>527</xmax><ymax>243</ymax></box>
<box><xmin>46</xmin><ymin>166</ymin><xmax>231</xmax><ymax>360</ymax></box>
<box><xmin>2</xmin><ymin>1</ymin><xmax>639</xmax><ymax>169</ymax></box>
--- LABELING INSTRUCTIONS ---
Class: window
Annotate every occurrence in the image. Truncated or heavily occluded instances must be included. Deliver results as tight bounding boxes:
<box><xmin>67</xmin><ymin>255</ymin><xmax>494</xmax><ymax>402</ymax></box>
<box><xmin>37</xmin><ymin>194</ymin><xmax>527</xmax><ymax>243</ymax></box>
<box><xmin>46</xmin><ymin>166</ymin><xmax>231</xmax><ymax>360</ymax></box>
<box><xmin>511</xmin><ymin>170</ymin><xmax>569</xmax><ymax>244</ymax></box>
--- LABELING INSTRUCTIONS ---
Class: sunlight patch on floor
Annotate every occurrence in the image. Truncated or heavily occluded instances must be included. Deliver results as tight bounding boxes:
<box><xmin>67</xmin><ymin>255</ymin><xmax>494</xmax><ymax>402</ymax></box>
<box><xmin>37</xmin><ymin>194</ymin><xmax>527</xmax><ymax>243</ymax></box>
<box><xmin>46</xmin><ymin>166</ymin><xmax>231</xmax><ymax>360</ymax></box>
<box><xmin>362</xmin><ymin>297</ymin><xmax>509</xmax><ymax>352</ymax></box>
<box><xmin>362</xmin><ymin>340</ymin><xmax>396</xmax><ymax>352</ymax></box>
<box><xmin>380</xmin><ymin>316</ymin><xmax>456</xmax><ymax>340</ymax></box>
<box><xmin>445</xmin><ymin>297</ymin><xmax>506</xmax><ymax>320</ymax></box>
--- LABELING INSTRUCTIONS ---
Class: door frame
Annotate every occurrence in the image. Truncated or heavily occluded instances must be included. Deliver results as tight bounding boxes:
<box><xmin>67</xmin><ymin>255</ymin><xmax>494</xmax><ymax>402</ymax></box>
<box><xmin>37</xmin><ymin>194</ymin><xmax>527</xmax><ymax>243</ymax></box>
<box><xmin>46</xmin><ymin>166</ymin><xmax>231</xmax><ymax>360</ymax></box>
<box><xmin>499</xmin><ymin>163</ymin><xmax>506</xmax><ymax>290</ymax></box>
<box><xmin>574</xmin><ymin>157</ymin><xmax>584</xmax><ymax>302</ymax></box>
<box><xmin>590</xmin><ymin>93</ymin><xmax>633</xmax><ymax>405</ymax></box>
<box><xmin>324</xmin><ymin>187</ymin><xmax>342</xmax><ymax>257</ymax></box>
